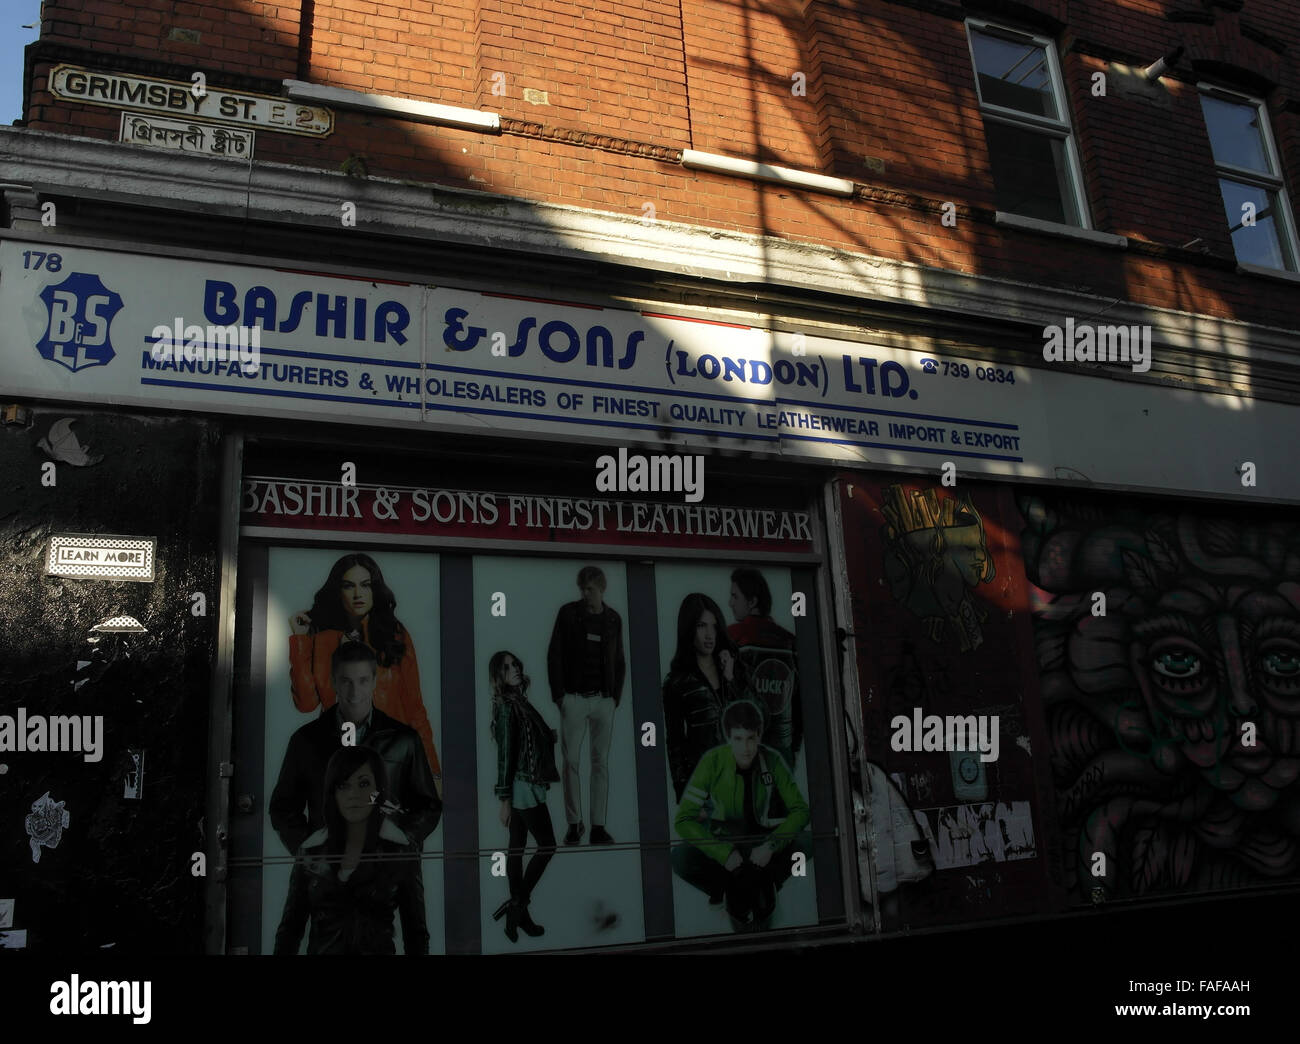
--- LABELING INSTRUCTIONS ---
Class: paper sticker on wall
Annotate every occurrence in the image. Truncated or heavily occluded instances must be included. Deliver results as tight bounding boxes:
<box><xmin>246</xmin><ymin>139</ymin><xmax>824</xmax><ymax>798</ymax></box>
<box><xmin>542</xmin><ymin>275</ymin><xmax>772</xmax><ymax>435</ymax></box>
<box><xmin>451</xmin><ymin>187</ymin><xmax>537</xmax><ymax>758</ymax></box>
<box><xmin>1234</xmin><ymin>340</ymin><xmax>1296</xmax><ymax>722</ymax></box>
<box><xmin>0</xmin><ymin>898</ymin><xmax>13</xmax><ymax>929</ymax></box>
<box><xmin>124</xmin><ymin>749</ymin><xmax>145</xmax><ymax>799</ymax></box>
<box><xmin>91</xmin><ymin>615</ymin><xmax>147</xmax><ymax>633</ymax></box>
<box><xmin>950</xmin><ymin>750</ymin><xmax>987</xmax><ymax>802</ymax></box>
<box><xmin>920</xmin><ymin>801</ymin><xmax>1035</xmax><ymax>870</ymax></box>
<box><xmin>0</xmin><ymin>930</ymin><xmax>28</xmax><ymax>949</ymax></box>
<box><xmin>38</xmin><ymin>417</ymin><xmax>103</xmax><ymax>466</ymax></box>
<box><xmin>25</xmin><ymin>791</ymin><xmax>71</xmax><ymax>862</ymax></box>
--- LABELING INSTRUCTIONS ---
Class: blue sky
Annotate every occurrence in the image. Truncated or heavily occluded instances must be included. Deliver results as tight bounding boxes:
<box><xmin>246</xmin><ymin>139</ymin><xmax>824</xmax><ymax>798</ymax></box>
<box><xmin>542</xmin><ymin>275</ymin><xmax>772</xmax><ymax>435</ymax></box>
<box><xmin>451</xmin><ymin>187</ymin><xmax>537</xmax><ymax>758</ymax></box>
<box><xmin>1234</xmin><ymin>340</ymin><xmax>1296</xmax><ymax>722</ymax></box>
<box><xmin>1</xmin><ymin>0</ymin><xmax>45</xmax><ymax>125</ymax></box>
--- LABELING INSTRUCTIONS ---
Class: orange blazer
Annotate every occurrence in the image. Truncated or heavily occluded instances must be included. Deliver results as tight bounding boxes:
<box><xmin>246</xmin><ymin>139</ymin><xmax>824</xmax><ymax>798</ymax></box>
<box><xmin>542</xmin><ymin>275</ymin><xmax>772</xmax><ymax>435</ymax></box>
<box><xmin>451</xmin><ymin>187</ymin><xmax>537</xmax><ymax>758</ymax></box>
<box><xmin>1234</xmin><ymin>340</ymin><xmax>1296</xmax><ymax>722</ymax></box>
<box><xmin>289</xmin><ymin>625</ymin><xmax>442</xmax><ymax>778</ymax></box>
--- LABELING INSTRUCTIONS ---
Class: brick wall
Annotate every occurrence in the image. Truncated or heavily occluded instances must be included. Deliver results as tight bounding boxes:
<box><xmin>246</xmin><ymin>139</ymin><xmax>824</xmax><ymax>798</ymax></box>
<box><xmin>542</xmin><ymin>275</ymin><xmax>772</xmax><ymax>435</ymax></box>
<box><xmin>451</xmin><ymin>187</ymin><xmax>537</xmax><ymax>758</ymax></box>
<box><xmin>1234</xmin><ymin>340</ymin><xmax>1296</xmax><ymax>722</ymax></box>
<box><xmin>19</xmin><ymin>0</ymin><xmax>1300</xmax><ymax>329</ymax></box>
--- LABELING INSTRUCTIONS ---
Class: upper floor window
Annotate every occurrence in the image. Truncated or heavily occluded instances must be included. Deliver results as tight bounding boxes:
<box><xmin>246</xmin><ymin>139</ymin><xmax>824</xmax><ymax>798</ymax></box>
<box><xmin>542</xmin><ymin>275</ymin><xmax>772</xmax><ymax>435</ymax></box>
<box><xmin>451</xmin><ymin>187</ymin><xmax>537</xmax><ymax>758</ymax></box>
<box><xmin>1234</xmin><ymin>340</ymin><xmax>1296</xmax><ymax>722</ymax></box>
<box><xmin>966</xmin><ymin>20</ymin><xmax>1089</xmax><ymax>228</ymax></box>
<box><xmin>1199</xmin><ymin>85</ymin><xmax>1297</xmax><ymax>271</ymax></box>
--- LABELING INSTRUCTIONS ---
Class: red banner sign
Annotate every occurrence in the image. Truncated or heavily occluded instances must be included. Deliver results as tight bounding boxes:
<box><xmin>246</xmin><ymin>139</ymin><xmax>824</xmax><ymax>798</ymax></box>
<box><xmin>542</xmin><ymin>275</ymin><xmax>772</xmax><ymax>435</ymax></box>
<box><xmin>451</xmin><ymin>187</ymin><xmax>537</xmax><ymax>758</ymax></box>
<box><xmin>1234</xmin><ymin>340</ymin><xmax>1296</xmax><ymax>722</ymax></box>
<box><xmin>240</xmin><ymin>477</ymin><xmax>816</xmax><ymax>553</ymax></box>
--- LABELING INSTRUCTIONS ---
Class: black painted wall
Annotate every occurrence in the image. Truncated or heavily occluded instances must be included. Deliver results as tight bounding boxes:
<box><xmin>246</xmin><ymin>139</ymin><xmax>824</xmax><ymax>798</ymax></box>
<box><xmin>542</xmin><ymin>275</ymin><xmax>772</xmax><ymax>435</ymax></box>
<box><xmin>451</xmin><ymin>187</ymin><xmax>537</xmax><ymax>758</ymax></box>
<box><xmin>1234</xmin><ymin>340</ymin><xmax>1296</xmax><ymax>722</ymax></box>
<box><xmin>0</xmin><ymin>407</ymin><xmax>222</xmax><ymax>954</ymax></box>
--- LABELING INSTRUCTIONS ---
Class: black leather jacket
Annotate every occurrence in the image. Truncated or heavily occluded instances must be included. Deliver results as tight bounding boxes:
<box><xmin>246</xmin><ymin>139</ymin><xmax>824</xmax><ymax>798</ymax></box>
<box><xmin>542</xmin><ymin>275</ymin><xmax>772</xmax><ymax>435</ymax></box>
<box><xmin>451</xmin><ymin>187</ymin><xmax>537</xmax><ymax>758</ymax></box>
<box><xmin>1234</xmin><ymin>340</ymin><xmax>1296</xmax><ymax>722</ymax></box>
<box><xmin>662</xmin><ymin>660</ymin><xmax>749</xmax><ymax>801</ymax></box>
<box><xmin>547</xmin><ymin>600</ymin><xmax>626</xmax><ymax>705</ymax></box>
<box><xmin>269</xmin><ymin>706</ymin><xmax>442</xmax><ymax>854</ymax></box>
<box><xmin>273</xmin><ymin>818</ymin><xmax>428</xmax><ymax>955</ymax></box>
<box><xmin>494</xmin><ymin>694</ymin><xmax>560</xmax><ymax>800</ymax></box>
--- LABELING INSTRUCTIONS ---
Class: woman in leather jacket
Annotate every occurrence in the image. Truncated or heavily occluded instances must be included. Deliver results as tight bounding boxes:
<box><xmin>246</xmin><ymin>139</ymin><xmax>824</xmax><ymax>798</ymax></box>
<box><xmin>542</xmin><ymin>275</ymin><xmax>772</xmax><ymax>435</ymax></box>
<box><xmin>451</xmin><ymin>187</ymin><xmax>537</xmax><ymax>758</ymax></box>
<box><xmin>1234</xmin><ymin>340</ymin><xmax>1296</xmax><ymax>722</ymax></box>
<box><xmin>662</xmin><ymin>593</ymin><xmax>750</xmax><ymax>802</ymax></box>
<box><xmin>274</xmin><ymin>745</ymin><xmax>428</xmax><ymax>955</ymax></box>
<box><xmin>489</xmin><ymin>650</ymin><xmax>560</xmax><ymax>942</ymax></box>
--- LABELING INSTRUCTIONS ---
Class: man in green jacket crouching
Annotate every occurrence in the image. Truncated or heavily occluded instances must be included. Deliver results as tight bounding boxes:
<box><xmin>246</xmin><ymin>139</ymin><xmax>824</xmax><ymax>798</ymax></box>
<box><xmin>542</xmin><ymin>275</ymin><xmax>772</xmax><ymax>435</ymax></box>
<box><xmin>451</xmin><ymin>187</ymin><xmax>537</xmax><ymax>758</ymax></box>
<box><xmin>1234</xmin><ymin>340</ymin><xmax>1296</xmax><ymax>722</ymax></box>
<box><xmin>672</xmin><ymin>699</ymin><xmax>811</xmax><ymax>932</ymax></box>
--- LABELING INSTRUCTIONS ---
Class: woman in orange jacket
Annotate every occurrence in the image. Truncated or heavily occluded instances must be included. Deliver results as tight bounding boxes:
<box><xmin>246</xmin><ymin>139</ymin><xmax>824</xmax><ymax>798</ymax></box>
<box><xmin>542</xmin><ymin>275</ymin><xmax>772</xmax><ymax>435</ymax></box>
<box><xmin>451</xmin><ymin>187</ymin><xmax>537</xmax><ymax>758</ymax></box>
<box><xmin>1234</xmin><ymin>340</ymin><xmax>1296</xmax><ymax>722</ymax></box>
<box><xmin>289</xmin><ymin>552</ymin><xmax>442</xmax><ymax>789</ymax></box>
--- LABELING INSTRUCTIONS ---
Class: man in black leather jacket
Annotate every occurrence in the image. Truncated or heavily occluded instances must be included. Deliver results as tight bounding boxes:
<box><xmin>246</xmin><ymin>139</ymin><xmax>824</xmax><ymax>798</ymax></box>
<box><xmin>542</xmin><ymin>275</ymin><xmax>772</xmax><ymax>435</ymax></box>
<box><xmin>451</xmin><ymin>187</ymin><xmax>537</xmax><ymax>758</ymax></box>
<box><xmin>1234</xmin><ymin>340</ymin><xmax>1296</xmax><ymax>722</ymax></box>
<box><xmin>270</xmin><ymin>642</ymin><xmax>442</xmax><ymax>854</ymax></box>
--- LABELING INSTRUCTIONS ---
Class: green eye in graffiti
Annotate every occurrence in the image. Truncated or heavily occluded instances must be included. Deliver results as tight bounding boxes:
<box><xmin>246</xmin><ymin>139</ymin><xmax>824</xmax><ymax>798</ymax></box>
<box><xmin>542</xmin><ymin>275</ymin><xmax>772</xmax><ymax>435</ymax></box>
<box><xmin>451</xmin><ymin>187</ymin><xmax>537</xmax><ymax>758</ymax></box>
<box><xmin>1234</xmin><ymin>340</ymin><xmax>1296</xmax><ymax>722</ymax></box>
<box><xmin>1261</xmin><ymin>652</ymin><xmax>1300</xmax><ymax>677</ymax></box>
<box><xmin>1152</xmin><ymin>651</ymin><xmax>1202</xmax><ymax>678</ymax></box>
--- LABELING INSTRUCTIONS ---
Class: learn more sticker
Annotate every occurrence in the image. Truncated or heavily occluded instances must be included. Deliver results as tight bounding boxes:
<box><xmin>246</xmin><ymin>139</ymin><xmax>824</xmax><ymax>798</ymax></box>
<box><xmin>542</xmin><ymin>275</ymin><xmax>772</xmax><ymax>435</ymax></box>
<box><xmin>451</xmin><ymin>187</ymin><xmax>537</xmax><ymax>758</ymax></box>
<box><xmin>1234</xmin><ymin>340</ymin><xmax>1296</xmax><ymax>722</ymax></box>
<box><xmin>46</xmin><ymin>534</ymin><xmax>157</xmax><ymax>582</ymax></box>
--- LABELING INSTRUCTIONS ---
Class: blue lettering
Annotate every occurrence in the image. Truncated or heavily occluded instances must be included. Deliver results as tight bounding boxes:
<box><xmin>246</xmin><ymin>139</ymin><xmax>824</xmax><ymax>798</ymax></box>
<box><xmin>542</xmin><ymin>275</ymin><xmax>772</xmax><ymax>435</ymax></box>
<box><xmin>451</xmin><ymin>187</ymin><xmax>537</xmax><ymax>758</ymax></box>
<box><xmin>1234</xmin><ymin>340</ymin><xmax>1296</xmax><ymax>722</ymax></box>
<box><xmin>857</xmin><ymin>357</ymin><xmax>878</xmax><ymax>394</ymax></box>
<box><xmin>619</xmin><ymin>331</ymin><xmax>643</xmax><ymax>370</ymax></box>
<box><xmin>375</xmin><ymin>301</ymin><xmax>409</xmax><ymax>345</ymax></box>
<box><xmin>842</xmin><ymin>355</ymin><xmax>861</xmax><ymax>392</ymax></box>
<box><xmin>539</xmin><ymin>320</ymin><xmax>580</xmax><ymax>363</ymax></box>
<box><xmin>278</xmin><ymin>290</ymin><xmax>312</xmax><ymax>333</ymax></box>
<box><xmin>205</xmin><ymin>280</ymin><xmax>239</xmax><ymax>324</ymax></box>
<box><xmin>586</xmin><ymin>325</ymin><xmax>613</xmax><ymax>367</ymax></box>
<box><xmin>316</xmin><ymin>294</ymin><xmax>347</xmax><ymax>338</ymax></box>
<box><xmin>443</xmin><ymin>308</ymin><xmax>484</xmax><ymax>351</ymax></box>
<box><xmin>385</xmin><ymin>374</ymin><xmax>421</xmax><ymax>394</ymax></box>
<box><xmin>508</xmin><ymin>317</ymin><xmax>536</xmax><ymax>357</ymax></box>
<box><xmin>881</xmin><ymin>361</ymin><xmax>909</xmax><ymax>398</ymax></box>
<box><xmin>244</xmin><ymin>286</ymin><xmax>276</xmax><ymax>330</ymax></box>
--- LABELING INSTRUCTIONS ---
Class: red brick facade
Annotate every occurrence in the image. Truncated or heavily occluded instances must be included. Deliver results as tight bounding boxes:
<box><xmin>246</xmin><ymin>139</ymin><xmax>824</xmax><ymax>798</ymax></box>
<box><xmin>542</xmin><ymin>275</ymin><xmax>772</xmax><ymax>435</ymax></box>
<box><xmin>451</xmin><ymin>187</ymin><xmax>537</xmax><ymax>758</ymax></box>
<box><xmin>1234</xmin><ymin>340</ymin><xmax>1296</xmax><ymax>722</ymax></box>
<box><xmin>20</xmin><ymin>0</ymin><xmax>1300</xmax><ymax>327</ymax></box>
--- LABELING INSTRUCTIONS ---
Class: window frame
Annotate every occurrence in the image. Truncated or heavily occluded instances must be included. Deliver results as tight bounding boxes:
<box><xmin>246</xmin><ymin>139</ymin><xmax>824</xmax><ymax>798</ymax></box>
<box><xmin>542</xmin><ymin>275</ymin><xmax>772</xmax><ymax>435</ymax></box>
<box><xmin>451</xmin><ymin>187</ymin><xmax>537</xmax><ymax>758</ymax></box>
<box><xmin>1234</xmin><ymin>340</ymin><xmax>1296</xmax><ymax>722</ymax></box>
<box><xmin>965</xmin><ymin>18</ymin><xmax>1093</xmax><ymax>230</ymax></box>
<box><xmin>1197</xmin><ymin>82</ymin><xmax>1298</xmax><ymax>272</ymax></box>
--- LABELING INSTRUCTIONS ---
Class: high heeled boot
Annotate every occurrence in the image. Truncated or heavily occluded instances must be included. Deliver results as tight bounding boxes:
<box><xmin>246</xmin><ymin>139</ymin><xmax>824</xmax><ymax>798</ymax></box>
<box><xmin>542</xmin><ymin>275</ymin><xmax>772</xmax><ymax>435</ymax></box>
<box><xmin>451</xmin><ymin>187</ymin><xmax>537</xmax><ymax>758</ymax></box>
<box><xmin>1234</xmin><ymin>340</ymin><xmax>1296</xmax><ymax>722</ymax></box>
<box><xmin>503</xmin><ymin>899</ymin><xmax>522</xmax><ymax>943</ymax></box>
<box><xmin>516</xmin><ymin>900</ymin><xmax>545</xmax><ymax>937</ymax></box>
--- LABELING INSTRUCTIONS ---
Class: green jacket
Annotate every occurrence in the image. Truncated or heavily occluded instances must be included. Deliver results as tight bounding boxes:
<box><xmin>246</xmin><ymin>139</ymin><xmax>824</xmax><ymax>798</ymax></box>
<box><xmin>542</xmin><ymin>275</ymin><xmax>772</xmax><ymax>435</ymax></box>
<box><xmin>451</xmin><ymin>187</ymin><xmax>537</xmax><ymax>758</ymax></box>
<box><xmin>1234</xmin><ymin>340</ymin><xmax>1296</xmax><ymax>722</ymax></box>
<box><xmin>674</xmin><ymin>744</ymin><xmax>809</xmax><ymax>866</ymax></box>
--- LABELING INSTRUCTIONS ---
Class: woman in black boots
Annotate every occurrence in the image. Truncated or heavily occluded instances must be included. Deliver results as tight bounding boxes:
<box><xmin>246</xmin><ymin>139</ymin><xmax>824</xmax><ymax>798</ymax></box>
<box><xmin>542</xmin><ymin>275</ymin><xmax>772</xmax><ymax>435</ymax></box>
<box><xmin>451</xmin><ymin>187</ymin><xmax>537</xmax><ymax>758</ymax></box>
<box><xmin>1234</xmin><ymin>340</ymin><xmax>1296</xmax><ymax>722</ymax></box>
<box><xmin>488</xmin><ymin>650</ymin><xmax>560</xmax><ymax>942</ymax></box>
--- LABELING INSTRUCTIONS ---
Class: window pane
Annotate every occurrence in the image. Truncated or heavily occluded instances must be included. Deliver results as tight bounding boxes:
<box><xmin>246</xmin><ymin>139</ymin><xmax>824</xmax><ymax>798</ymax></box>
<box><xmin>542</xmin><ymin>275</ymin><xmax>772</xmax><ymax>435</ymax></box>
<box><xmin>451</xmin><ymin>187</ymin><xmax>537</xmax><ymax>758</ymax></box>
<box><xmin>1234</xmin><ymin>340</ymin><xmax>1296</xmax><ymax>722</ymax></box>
<box><xmin>1218</xmin><ymin>178</ymin><xmax>1292</xmax><ymax>269</ymax></box>
<box><xmin>971</xmin><ymin>30</ymin><xmax>1058</xmax><ymax>119</ymax></box>
<box><xmin>1200</xmin><ymin>95</ymin><xmax>1271</xmax><ymax>174</ymax></box>
<box><xmin>984</xmin><ymin>121</ymin><xmax>1079</xmax><ymax>225</ymax></box>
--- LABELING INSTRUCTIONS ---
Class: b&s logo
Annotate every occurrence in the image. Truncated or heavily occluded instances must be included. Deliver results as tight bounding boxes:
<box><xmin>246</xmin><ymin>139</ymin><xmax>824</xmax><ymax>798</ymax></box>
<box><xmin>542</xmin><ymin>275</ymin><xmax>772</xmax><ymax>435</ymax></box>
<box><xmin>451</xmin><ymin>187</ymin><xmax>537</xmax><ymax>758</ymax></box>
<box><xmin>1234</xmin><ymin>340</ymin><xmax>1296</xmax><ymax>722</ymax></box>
<box><xmin>37</xmin><ymin>273</ymin><xmax>124</xmax><ymax>373</ymax></box>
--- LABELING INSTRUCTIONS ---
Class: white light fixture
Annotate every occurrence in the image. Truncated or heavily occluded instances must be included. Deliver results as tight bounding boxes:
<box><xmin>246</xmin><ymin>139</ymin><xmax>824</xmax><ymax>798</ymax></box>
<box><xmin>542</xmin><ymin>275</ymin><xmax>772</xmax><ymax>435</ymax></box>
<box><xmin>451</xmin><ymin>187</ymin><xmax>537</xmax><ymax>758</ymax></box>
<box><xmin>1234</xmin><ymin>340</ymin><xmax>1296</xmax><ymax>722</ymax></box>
<box><xmin>681</xmin><ymin>149</ymin><xmax>856</xmax><ymax>197</ymax></box>
<box><xmin>284</xmin><ymin>79</ymin><xmax>501</xmax><ymax>134</ymax></box>
<box><xmin>1143</xmin><ymin>46</ymin><xmax>1184</xmax><ymax>83</ymax></box>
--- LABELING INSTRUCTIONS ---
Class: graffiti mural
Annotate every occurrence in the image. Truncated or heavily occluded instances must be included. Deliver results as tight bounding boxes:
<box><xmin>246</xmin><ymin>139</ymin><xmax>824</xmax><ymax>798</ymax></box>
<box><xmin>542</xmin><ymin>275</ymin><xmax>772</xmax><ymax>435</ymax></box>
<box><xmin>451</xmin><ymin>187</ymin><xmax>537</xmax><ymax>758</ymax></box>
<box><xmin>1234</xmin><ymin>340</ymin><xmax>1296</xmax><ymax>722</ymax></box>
<box><xmin>881</xmin><ymin>485</ymin><xmax>997</xmax><ymax>651</ymax></box>
<box><xmin>841</xmin><ymin>478</ymin><xmax>1059</xmax><ymax>929</ymax></box>
<box><xmin>1021</xmin><ymin>494</ymin><xmax>1300</xmax><ymax>901</ymax></box>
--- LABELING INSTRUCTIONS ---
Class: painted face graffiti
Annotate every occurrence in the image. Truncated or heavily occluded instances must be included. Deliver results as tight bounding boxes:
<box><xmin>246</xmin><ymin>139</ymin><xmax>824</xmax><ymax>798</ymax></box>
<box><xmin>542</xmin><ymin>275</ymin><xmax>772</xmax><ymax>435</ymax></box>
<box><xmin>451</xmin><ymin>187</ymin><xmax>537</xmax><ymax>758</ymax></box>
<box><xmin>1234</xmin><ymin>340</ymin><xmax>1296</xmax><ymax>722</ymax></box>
<box><xmin>1129</xmin><ymin>589</ymin><xmax>1300</xmax><ymax>808</ymax></box>
<box><xmin>1023</xmin><ymin>497</ymin><xmax>1300</xmax><ymax>900</ymax></box>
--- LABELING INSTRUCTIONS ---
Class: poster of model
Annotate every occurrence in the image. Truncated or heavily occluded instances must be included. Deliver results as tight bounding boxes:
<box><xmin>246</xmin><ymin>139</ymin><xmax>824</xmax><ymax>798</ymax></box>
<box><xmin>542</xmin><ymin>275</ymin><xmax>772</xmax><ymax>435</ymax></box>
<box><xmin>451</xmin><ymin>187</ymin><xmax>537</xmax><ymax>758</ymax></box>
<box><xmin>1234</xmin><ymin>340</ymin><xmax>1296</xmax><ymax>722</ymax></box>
<box><xmin>262</xmin><ymin>548</ymin><xmax>445</xmax><ymax>955</ymax></box>
<box><xmin>473</xmin><ymin>556</ymin><xmax>646</xmax><ymax>951</ymax></box>
<box><xmin>654</xmin><ymin>562</ymin><xmax>817</xmax><ymax>938</ymax></box>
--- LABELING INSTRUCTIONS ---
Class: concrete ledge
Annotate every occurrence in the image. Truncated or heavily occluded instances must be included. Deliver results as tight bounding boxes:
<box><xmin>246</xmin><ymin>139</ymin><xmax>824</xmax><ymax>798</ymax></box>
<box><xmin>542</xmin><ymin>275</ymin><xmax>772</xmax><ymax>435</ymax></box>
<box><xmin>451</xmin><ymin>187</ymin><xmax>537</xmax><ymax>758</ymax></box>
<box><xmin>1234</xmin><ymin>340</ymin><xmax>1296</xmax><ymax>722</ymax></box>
<box><xmin>283</xmin><ymin>79</ymin><xmax>501</xmax><ymax>134</ymax></box>
<box><xmin>681</xmin><ymin>149</ymin><xmax>856</xmax><ymax>197</ymax></box>
<box><xmin>1238</xmin><ymin>261</ymin><xmax>1300</xmax><ymax>285</ymax></box>
<box><xmin>995</xmin><ymin>211</ymin><xmax>1128</xmax><ymax>249</ymax></box>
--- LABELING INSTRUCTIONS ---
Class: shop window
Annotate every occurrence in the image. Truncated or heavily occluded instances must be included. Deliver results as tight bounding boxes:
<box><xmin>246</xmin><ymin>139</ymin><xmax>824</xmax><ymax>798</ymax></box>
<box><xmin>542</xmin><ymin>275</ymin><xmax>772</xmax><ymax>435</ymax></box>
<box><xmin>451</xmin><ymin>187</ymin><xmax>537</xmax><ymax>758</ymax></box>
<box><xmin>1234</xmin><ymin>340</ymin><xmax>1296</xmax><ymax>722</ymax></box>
<box><xmin>228</xmin><ymin>467</ymin><xmax>840</xmax><ymax>953</ymax></box>
<box><xmin>966</xmin><ymin>20</ymin><xmax>1088</xmax><ymax>227</ymax></box>
<box><xmin>1199</xmin><ymin>86</ymin><xmax>1298</xmax><ymax>272</ymax></box>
